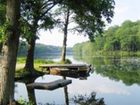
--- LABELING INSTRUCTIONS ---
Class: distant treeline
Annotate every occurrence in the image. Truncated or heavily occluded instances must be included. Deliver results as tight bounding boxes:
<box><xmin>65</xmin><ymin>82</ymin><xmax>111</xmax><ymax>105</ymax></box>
<box><xmin>18</xmin><ymin>42</ymin><xmax>73</xmax><ymax>57</ymax></box>
<box><xmin>73</xmin><ymin>20</ymin><xmax>140</xmax><ymax>56</ymax></box>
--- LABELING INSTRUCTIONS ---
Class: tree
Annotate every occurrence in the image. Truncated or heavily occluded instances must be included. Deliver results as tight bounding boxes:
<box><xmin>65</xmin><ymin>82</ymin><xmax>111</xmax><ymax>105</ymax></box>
<box><xmin>21</xmin><ymin>0</ymin><xmax>57</xmax><ymax>73</ymax></box>
<box><xmin>21</xmin><ymin>0</ymin><xmax>115</xmax><ymax>72</ymax></box>
<box><xmin>73</xmin><ymin>20</ymin><xmax>140</xmax><ymax>54</ymax></box>
<box><xmin>0</xmin><ymin>0</ymin><xmax>20</xmax><ymax>104</ymax></box>
<box><xmin>66</xmin><ymin>0</ymin><xmax>115</xmax><ymax>41</ymax></box>
<box><xmin>61</xmin><ymin>7</ymin><xmax>70</xmax><ymax>62</ymax></box>
<box><xmin>54</xmin><ymin>6</ymin><xmax>72</xmax><ymax>62</ymax></box>
<box><xmin>56</xmin><ymin>0</ymin><xmax>115</xmax><ymax>62</ymax></box>
<box><xmin>116</xmin><ymin>20</ymin><xmax>140</xmax><ymax>51</ymax></box>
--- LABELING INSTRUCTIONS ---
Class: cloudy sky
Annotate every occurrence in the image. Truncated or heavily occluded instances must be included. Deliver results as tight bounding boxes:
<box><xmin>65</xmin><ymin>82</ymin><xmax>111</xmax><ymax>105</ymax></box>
<box><xmin>37</xmin><ymin>0</ymin><xmax>140</xmax><ymax>47</ymax></box>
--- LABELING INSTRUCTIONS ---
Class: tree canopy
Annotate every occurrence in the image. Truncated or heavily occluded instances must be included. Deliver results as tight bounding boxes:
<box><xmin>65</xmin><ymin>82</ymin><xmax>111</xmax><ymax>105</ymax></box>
<box><xmin>61</xmin><ymin>0</ymin><xmax>115</xmax><ymax>41</ymax></box>
<box><xmin>73</xmin><ymin>20</ymin><xmax>140</xmax><ymax>56</ymax></box>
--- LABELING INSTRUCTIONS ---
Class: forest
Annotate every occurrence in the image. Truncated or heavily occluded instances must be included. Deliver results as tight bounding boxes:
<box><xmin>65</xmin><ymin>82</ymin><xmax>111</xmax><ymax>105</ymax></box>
<box><xmin>73</xmin><ymin>20</ymin><xmax>140</xmax><ymax>56</ymax></box>
<box><xmin>18</xmin><ymin>42</ymin><xmax>72</xmax><ymax>57</ymax></box>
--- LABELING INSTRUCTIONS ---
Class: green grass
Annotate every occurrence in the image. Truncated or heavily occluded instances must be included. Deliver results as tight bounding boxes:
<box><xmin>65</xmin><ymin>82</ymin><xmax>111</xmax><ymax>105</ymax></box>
<box><xmin>17</xmin><ymin>57</ymin><xmax>54</xmax><ymax>64</ymax></box>
<box><xmin>16</xmin><ymin>57</ymin><xmax>54</xmax><ymax>69</ymax></box>
<box><xmin>17</xmin><ymin>57</ymin><xmax>26</xmax><ymax>63</ymax></box>
<box><xmin>16</xmin><ymin>57</ymin><xmax>55</xmax><ymax>77</ymax></box>
<box><xmin>16</xmin><ymin>57</ymin><xmax>72</xmax><ymax>78</ymax></box>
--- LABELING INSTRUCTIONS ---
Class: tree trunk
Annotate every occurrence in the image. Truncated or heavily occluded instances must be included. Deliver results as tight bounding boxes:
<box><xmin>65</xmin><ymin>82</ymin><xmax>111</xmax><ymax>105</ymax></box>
<box><xmin>0</xmin><ymin>0</ymin><xmax>20</xmax><ymax>104</ymax></box>
<box><xmin>24</xmin><ymin>17</ymin><xmax>38</xmax><ymax>74</ymax></box>
<box><xmin>61</xmin><ymin>31</ymin><xmax>67</xmax><ymax>62</ymax></box>
<box><xmin>24</xmin><ymin>37</ymin><xmax>36</xmax><ymax>74</ymax></box>
<box><xmin>0</xmin><ymin>42</ymin><xmax>3</xmax><ymax>54</ymax></box>
<box><xmin>61</xmin><ymin>8</ymin><xmax>70</xmax><ymax>62</ymax></box>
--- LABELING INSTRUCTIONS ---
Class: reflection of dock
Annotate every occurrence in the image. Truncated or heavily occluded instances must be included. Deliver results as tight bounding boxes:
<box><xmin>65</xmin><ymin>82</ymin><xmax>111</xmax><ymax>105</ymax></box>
<box><xmin>25</xmin><ymin>64</ymin><xmax>92</xmax><ymax>105</ymax></box>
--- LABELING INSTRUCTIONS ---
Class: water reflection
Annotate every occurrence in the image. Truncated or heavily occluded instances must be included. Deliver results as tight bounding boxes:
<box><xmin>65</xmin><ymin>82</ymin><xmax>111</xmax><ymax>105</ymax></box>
<box><xmin>34</xmin><ymin>75</ymin><xmax>105</xmax><ymax>105</ymax></box>
<box><xmin>35</xmin><ymin>75</ymin><xmax>67</xmax><ymax>105</ymax></box>
<box><xmin>74</xmin><ymin>55</ymin><xmax>140</xmax><ymax>86</ymax></box>
<box><xmin>14</xmin><ymin>55</ymin><xmax>140</xmax><ymax>105</ymax></box>
<box><xmin>63</xmin><ymin>76</ymin><xmax>69</xmax><ymax>105</ymax></box>
<box><xmin>14</xmin><ymin>82</ymin><xmax>29</xmax><ymax>102</ymax></box>
<box><xmin>71</xmin><ymin>92</ymin><xmax>105</xmax><ymax>105</ymax></box>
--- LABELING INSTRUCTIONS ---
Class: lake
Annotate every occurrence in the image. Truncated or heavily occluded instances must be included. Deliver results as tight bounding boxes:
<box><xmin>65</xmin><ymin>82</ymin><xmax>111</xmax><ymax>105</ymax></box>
<box><xmin>15</xmin><ymin>55</ymin><xmax>140</xmax><ymax>105</ymax></box>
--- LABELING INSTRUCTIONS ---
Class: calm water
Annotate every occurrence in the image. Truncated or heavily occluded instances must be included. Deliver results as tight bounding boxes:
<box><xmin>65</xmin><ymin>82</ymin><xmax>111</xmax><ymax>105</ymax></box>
<box><xmin>15</xmin><ymin>55</ymin><xmax>140</xmax><ymax>105</ymax></box>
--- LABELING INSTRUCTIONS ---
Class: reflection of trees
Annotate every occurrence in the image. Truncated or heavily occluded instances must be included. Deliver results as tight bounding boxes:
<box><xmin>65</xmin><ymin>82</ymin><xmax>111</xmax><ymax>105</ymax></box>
<box><xmin>27</xmin><ymin>89</ymin><xmax>36</xmax><ymax>105</ymax></box>
<box><xmin>71</xmin><ymin>92</ymin><xmax>105</xmax><ymax>105</ymax></box>
<box><xmin>63</xmin><ymin>76</ymin><xmax>69</xmax><ymax>105</ymax></box>
<box><xmin>75</xmin><ymin>55</ymin><xmax>140</xmax><ymax>86</ymax></box>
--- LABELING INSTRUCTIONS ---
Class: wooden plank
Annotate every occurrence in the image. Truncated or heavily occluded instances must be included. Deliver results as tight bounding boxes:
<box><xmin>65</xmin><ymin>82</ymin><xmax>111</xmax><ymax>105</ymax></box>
<box><xmin>27</xmin><ymin>79</ymin><xmax>72</xmax><ymax>90</ymax></box>
<box><xmin>39</xmin><ymin>64</ymin><xmax>89</xmax><ymax>68</ymax></box>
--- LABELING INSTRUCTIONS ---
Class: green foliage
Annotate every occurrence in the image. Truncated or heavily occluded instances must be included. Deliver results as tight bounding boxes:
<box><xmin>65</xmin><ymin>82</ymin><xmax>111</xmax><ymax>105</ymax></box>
<box><xmin>20</xmin><ymin>0</ymin><xmax>55</xmax><ymax>41</ymax></box>
<box><xmin>0</xmin><ymin>26</ymin><xmax>4</xmax><ymax>42</ymax></box>
<box><xmin>17</xmin><ymin>57</ymin><xmax>26</xmax><ymax>63</ymax></box>
<box><xmin>0</xmin><ymin>20</ymin><xmax>14</xmax><ymax>43</ymax></box>
<box><xmin>16</xmin><ymin>57</ymin><xmax>54</xmax><ymax>74</ymax></box>
<box><xmin>73</xmin><ymin>20</ymin><xmax>140</xmax><ymax>56</ymax></box>
<box><xmin>17</xmin><ymin>57</ymin><xmax>54</xmax><ymax>64</ymax></box>
<box><xmin>18</xmin><ymin>42</ymin><xmax>62</xmax><ymax>57</ymax></box>
<box><xmin>60</xmin><ymin>58</ymin><xmax>72</xmax><ymax>64</ymax></box>
<box><xmin>0</xmin><ymin>3</ymin><xmax>6</xmax><ymax>42</ymax></box>
<box><xmin>17</xmin><ymin>98</ymin><xmax>34</xmax><ymax>105</ymax></box>
<box><xmin>72</xmin><ymin>92</ymin><xmax>105</xmax><ymax>105</ymax></box>
<box><xmin>34</xmin><ymin>59</ymin><xmax>54</xmax><ymax>64</ymax></box>
<box><xmin>66</xmin><ymin>0</ymin><xmax>115</xmax><ymax>41</ymax></box>
<box><xmin>0</xmin><ymin>1</ymin><xmax>6</xmax><ymax>25</ymax></box>
<box><xmin>65</xmin><ymin>59</ymin><xmax>72</xmax><ymax>64</ymax></box>
<box><xmin>115</xmin><ymin>21</ymin><xmax>140</xmax><ymax>51</ymax></box>
<box><xmin>74</xmin><ymin>55</ymin><xmax>140</xmax><ymax>86</ymax></box>
<box><xmin>18</xmin><ymin>42</ymin><xmax>72</xmax><ymax>59</ymax></box>
<box><xmin>21</xmin><ymin>0</ymin><xmax>115</xmax><ymax>40</ymax></box>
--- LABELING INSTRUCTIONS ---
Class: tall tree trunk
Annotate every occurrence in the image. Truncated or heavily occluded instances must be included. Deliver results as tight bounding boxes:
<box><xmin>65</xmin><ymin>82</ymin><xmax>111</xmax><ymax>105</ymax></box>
<box><xmin>61</xmin><ymin>8</ymin><xmax>70</xmax><ymax>62</ymax></box>
<box><xmin>61</xmin><ymin>30</ymin><xmax>67</xmax><ymax>62</ymax></box>
<box><xmin>0</xmin><ymin>0</ymin><xmax>20</xmax><ymax>104</ymax></box>
<box><xmin>24</xmin><ymin>36</ymin><xmax>36</xmax><ymax>74</ymax></box>
<box><xmin>24</xmin><ymin>17</ymin><xmax>38</xmax><ymax>74</ymax></box>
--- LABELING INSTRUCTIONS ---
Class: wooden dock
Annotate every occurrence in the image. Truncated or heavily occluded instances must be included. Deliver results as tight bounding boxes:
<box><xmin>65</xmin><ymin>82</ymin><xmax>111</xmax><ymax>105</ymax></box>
<box><xmin>27</xmin><ymin>79</ymin><xmax>72</xmax><ymax>90</ymax></box>
<box><xmin>39</xmin><ymin>64</ymin><xmax>91</xmax><ymax>72</ymax></box>
<box><xmin>39</xmin><ymin>64</ymin><xmax>92</xmax><ymax>79</ymax></box>
<box><xmin>26</xmin><ymin>64</ymin><xmax>92</xmax><ymax>91</ymax></box>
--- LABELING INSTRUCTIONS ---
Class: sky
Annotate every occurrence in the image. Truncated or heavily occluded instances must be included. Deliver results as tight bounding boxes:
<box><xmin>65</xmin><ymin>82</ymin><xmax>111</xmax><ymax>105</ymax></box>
<box><xmin>36</xmin><ymin>0</ymin><xmax>140</xmax><ymax>47</ymax></box>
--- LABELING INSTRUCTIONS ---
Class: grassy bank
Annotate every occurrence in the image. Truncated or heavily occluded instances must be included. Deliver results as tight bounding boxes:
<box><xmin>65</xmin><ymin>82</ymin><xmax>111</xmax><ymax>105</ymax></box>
<box><xmin>16</xmin><ymin>57</ymin><xmax>54</xmax><ymax>70</ymax></box>
<box><xmin>15</xmin><ymin>57</ymin><xmax>72</xmax><ymax>78</ymax></box>
<box><xmin>15</xmin><ymin>57</ymin><xmax>54</xmax><ymax>78</ymax></box>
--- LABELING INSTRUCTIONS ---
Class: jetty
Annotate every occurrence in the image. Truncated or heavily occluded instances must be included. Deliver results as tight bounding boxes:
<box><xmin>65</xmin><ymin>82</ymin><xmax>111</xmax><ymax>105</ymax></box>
<box><xmin>39</xmin><ymin>64</ymin><xmax>91</xmax><ymax>70</ymax></box>
<box><xmin>27</xmin><ymin>64</ymin><xmax>92</xmax><ymax>90</ymax></box>
<box><xmin>27</xmin><ymin>79</ymin><xmax>72</xmax><ymax>90</ymax></box>
<box><xmin>39</xmin><ymin>64</ymin><xmax>92</xmax><ymax>78</ymax></box>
